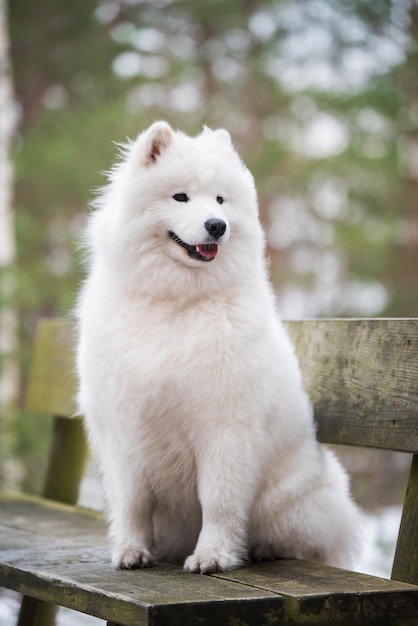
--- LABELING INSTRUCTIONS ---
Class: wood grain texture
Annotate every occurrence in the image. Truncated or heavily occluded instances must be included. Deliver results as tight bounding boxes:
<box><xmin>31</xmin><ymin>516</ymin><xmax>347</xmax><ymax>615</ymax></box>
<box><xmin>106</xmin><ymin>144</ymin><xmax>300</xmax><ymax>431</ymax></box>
<box><xmin>27</xmin><ymin>319</ymin><xmax>418</xmax><ymax>453</ymax></box>
<box><xmin>392</xmin><ymin>454</ymin><xmax>418</xmax><ymax>585</ymax></box>
<box><xmin>216</xmin><ymin>560</ymin><xmax>418</xmax><ymax>625</ymax></box>
<box><xmin>0</xmin><ymin>495</ymin><xmax>284</xmax><ymax>626</ymax></box>
<box><xmin>1</xmin><ymin>495</ymin><xmax>418</xmax><ymax>625</ymax></box>
<box><xmin>284</xmin><ymin>319</ymin><xmax>418</xmax><ymax>452</ymax></box>
<box><xmin>16</xmin><ymin>596</ymin><xmax>57</xmax><ymax>626</ymax></box>
<box><xmin>26</xmin><ymin>319</ymin><xmax>418</xmax><ymax>453</ymax></box>
<box><xmin>41</xmin><ymin>417</ymin><xmax>88</xmax><ymax>504</ymax></box>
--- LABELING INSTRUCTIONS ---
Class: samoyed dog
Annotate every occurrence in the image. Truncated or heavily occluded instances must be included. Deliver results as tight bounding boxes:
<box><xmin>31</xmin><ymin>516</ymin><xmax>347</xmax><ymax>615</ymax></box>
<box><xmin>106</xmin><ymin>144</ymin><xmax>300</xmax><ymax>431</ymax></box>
<box><xmin>76</xmin><ymin>121</ymin><xmax>362</xmax><ymax>573</ymax></box>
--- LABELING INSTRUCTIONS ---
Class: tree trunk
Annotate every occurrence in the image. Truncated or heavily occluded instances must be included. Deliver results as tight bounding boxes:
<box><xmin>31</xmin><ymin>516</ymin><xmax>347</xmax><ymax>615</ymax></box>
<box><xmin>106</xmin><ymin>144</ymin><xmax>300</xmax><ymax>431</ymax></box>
<box><xmin>0</xmin><ymin>0</ymin><xmax>18</xmax><ymax>487</ymax></box>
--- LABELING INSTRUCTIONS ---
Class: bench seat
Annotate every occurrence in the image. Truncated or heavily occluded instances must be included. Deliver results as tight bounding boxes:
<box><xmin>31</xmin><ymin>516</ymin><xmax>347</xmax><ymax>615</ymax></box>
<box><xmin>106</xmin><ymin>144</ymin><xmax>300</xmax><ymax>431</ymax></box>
<box><xmin>1</xmin><ymin>318</ymin><xmax>418</xmax><ymax>625</ymax></box>
<box><xmin>1</xmin><ymin>492</ymin><xmax>417</xmax><ymax>626</ymax></box>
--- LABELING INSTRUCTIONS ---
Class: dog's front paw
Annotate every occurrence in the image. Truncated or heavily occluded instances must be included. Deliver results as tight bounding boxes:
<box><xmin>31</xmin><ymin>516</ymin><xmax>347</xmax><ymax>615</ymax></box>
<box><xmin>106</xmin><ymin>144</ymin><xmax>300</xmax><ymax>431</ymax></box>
<box><xmin>184</xmin><ymin>547</ymin><xmax>244</xmax><ymax>574</ymax></box>
<box><xmin>112</xmin><ymin>543</ymin><xmax>154</xmax><ymax>570</ymax></box>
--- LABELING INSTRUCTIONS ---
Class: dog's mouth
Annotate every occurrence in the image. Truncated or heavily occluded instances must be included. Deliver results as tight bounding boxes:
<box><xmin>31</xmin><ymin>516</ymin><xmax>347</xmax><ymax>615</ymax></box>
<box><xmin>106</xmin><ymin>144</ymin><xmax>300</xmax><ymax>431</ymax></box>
<box><xmin>169</xmin><ymin>231</ymin><xmax>218</xmax><ymax>262</ymax></box>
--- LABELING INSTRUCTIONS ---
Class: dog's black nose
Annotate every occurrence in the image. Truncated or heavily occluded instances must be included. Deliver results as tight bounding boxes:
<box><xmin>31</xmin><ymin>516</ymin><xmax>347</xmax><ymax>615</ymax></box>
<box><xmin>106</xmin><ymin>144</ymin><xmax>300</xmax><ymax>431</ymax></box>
<box><xmin>205</xmin><ymin>219</ymin><xmax>227</xmax><ymax>239</ymax></box>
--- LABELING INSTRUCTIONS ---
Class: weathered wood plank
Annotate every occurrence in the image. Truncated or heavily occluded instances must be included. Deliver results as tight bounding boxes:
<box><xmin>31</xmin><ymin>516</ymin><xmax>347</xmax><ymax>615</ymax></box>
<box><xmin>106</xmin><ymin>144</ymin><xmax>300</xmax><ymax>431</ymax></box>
<box><xmin>0</xmin><ymin>495</ymin><xmax>285</xmax><ymax>626</ymax></box>
<box><xmin>284</xmin><ymin>319</ymin><xmax>418</xmax><ymax>452</ymax></box>
<box><xmin>25</xmin><ymin>318</ymin><xmax>77</xmax><ymax>417</ymax></box>
<box><xmin>17</xmin><ymin>417</ymin><xmax>88</xmax><ymax>626</ymax></box>
<box><xmin>28</xmin><ymin>319</ymin><xmax>418</xmax><ymax>453</ymax></box>
<box><xmin>16</xmin><ymin>596</ymin><xmax>57</xmax><ymax>626</ymax></box>
<box><xmin>41</xmin><ymin>417</ymin><xmax>88</xmax><ymax>504</ymax></box>
<box><xmin>392</xmin><ymin>454</ymin><xmax>418</xmax><ymax>585</ymax></box>
<box><xmin>0</xmin><ymin>492</ymin><xmax>106</xmax><ymax>544</ymax></box>
<box><xmin>1</xmin><ymin>555</ymin><xmax>285</xmax><ymax>626</ymax></box>
<box><xmin>2</xmin><ymin>494</ymin><xmax>418</xmax><ymax>625</ymax></box>
<box><xmin>216</xmin><ymin>559</ymin><xmax>418</xmax><ymax>625</ymax></box>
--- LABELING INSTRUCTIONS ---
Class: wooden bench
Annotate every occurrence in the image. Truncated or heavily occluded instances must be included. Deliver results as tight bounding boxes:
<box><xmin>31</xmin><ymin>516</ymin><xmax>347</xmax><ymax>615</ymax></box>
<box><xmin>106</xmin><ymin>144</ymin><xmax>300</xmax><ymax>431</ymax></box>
<box><xmin>1</xmin><ymin>318</ymin><xmax>418</xmax><ymax>626</ymax></box>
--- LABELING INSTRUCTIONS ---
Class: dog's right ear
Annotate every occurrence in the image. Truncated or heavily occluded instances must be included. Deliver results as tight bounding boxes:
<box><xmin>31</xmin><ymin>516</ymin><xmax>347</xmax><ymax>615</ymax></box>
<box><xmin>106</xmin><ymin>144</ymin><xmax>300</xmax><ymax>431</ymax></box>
<box><xmin>138</xmin><ymin>121</ymin><xmax>173</xmax><ymax>167</ymax></box>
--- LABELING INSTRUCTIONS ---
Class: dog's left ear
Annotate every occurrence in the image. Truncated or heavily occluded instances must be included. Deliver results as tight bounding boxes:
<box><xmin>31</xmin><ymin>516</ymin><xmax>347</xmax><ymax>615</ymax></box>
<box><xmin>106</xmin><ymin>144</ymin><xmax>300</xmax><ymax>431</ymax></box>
<box><xmin>141</xmin><ymin>121</ymin><xmax>173</xmax><ymax>166</ymax></box>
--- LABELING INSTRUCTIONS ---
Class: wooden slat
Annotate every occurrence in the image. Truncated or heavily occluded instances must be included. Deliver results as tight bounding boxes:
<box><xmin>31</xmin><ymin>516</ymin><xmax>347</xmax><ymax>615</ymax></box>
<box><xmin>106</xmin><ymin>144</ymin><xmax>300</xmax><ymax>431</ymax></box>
<box><xmin>25</xmin><ymin>318</ymin><xmax>77</xmax><ymax>417</ymax></box>
<box><xmin>17</xmin><ymin>596</ymin><xmax>57</xmax><ymax>626</ymax></box>
<box><xmin>284</xmin><ymin>319</ymin><xmax>418</xmax><ymax>452</ymax></box>
<box><xmin>28</xmin><ymin>318</ymin><xmax>418</xmax><ymax>453</ymax></box>
<box><xmin>41</xmin><ymin>417</ymin><xmax>88</xmax><ymax>504</ymax></box>
<box><xmin>1</xmin><ymin>494</ymin><xmax>418</xmax><ymax>625</ymax></box>
<box><xmin>0</xmin><ymin>494</ymin><xmax>285</xmax><ymax>626</ymax></box>
<box><xmin>216</xmin><ymin>560</ymin><xmax>418</xmax><ymax>625</ymax></box>
<box><xmin>392</xmin><ymin>454</ymin><xmax>418</xmax><ymax>585</ymax></box>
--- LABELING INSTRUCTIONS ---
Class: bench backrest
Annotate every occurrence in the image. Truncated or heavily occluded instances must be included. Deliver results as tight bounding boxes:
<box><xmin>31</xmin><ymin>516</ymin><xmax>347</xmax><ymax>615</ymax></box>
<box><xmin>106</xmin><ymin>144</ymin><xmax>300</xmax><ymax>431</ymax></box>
<box><xmin>26</xmin><ymin>318</ymin><xmax>418</xmax><ymax>584</ymax></box>
<box><xmin>285</xmin><ymin>319</ymin><xmax>418</xmax><ymax>454</ymax></box>
<box><xmin>26</xmin><ymin>319</ymin><xmax>87</xmax><ymax>505</ymax></box>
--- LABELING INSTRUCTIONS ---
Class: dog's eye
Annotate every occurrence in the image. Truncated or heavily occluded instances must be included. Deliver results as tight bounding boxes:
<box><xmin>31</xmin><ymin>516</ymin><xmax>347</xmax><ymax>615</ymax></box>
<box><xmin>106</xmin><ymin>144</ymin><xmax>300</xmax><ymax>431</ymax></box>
<box><xmin>216</xmin><ymin>196</ymin><xmax>224</xmax><ymax>205</ymax></box>
<box><xmin>173</xmin><ymin>193</ymin><xmax>189</xmax><ymax>203</ymax></box>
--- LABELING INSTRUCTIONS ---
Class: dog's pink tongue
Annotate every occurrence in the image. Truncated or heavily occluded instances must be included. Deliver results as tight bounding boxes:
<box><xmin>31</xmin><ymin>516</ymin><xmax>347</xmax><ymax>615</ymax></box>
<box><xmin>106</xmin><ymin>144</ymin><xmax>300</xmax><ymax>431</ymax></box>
<box><xmin>197</xmin><ymin>243</ymin><xmax>218</xmax><ymax>259</ymax></box>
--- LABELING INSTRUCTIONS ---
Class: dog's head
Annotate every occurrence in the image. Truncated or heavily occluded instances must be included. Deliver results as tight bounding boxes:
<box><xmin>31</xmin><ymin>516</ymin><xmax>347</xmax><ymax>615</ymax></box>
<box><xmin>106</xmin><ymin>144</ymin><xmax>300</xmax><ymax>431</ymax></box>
<box><xmin>90</xmin><ymin>122</ymin><xmax>265</xmax><ymax>296</ymax></box>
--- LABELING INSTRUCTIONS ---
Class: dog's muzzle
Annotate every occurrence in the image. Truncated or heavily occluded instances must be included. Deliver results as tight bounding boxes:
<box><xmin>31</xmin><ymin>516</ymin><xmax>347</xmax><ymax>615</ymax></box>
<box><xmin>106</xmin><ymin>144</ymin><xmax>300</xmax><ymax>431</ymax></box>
<box><xmin>169</xmin><ymin>219</ymin><xmax>227</xmax><ymax>262</ymax></box>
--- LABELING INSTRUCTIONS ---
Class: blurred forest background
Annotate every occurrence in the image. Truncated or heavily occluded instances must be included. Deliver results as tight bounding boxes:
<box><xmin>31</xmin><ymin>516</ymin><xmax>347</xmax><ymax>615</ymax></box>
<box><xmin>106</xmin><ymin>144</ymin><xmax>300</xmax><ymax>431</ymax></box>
<box><xmin>0</xmin><ymin>0</ymin><xmax>417</xmax><ymax>528</ymax></box>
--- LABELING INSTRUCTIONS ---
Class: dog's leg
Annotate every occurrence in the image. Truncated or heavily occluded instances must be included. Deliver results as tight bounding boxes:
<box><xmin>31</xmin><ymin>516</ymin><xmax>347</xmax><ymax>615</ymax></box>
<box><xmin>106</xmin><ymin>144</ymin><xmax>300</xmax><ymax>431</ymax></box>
<box><xmin>108</xmin><ymin>468</ymin><xmax>155</xmax><ymax>570</ymax></box>
<box><xmin>249</xmin><ymin>446</ymin><xmax>364</xmax><ymax>568</ymax></box>
<box><xmin>184</xmin><ymin>429</ymin><xmax>256</xmax><ymax>574</ymax></box>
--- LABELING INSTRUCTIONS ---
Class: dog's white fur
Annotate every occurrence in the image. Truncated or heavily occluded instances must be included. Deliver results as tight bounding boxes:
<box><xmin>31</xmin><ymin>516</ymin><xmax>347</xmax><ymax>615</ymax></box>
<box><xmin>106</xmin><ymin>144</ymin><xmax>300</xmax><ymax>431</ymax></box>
<box><xmin>76</xmin><ymin>122</ymin><xmax>362</xmax><ymax>573</ymax></box>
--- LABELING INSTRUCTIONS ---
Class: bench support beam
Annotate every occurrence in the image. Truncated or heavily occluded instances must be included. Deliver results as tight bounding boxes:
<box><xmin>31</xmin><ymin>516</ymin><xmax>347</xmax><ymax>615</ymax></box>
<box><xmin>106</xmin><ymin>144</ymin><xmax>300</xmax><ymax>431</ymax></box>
<box><xmin>392</xmin><ymin>454</ymin><xmax>418</xmax><ymax>584</ymax></box>
<box><xmin>17</xmin><ymin>417</ymin><xmax>88</xmax><ymax>626</ymax></box>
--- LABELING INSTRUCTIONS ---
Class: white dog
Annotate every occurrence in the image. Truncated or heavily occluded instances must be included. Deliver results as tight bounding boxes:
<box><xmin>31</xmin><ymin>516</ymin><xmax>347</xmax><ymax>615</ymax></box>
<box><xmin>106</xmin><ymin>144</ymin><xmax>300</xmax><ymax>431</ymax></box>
<box><xmin>76</xmin><ymin>122</ymin><xmax>362</xmax><ymax>574</ymax></box>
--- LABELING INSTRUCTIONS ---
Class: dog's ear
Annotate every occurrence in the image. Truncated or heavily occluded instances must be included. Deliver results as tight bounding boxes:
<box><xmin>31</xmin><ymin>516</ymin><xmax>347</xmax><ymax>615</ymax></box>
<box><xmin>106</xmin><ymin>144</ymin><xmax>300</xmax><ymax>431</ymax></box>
<box><xmin>202</xmin><ymin>126</ymin><xmax>232</xmax><ymax>146</ymax></box>
<box><xmin>212</xmin><ymin>129</ymin><xmax>232</xmax><ymax>145</ymax></box>
<box><xmin>141</xmin><ymin>121</ymin><xmax>173</xmax><ymax>166</ymax></box>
